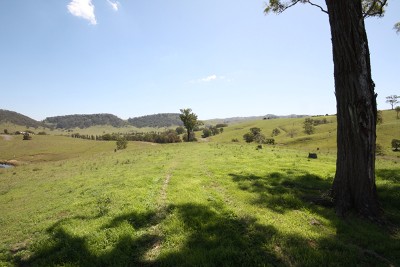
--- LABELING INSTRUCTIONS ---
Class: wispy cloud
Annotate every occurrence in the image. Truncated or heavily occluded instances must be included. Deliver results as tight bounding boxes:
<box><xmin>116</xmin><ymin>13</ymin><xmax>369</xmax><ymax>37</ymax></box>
<box><xmin>107</xmin><ymin>0</ymin><xmax>120</xmax><ymax>11</ymax></box>
<box><xmin>67</xmin><ymin>0</ymin><xmax>97</xmax><ymax>25</ymax></box>
<box><xmin>201</xmin><ymin>75</ymin><xmax>217</xmax><ymax>82</ymax></box>
<box><xmin>190</xmin><ymin>74</ymin><xmax>223</xmax><ymax>84</ymax></box>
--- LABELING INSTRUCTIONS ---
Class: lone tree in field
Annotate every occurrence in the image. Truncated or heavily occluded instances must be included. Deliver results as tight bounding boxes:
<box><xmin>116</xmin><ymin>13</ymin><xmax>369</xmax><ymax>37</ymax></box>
<box><xmin>264</xmin><ymin>0</ymin><xmax>395</xmax><ymax>218</ymax></box>
<box><xmin>376</xmin><ymin>110</ymin><xmax>383</xmax><ymax>125</ymax></box>
<box><xmin>116</xmin><ymin>137</ymin><xmax>127</xmax><ymax>150</ymax></box>
<box><xmin>386</xmin><ymin>95</ymin><xmax>399</xmax><ymax>110</ymax></box>
<box><xmin>395</xmin><ymin>106</ymin><xmax>400</xmax><ymax>119</ymax></box>
<box><xmin>303</xmin><ymin>118</ymin><xmax>315</xmax><ymax>135</ymax></box>
<box><xmin>179</xmin><ymin>108</ymin><xmax>201</xmax><ymax>142</ymax></box>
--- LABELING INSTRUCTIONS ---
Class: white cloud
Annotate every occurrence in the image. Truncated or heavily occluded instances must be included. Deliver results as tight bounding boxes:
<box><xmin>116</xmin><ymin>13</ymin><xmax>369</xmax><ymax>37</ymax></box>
<box><xmin>190</xmin><ymin>74</ymin><xmax>228</xmax><ymax>84</ymax></box>
<box><xmin>201</xmin><ymin>75</ymin><xmax>217</xmax><ymax>82</ymax></box>
<box><xmin>107</xmin><ymin>0</ymin><xmax>120</xmax><ymax>11</ymax></box>
<box><xmin>67</xmin><ymin>0</ymin><xmax>97</xmax><ymax>25</ymax></box>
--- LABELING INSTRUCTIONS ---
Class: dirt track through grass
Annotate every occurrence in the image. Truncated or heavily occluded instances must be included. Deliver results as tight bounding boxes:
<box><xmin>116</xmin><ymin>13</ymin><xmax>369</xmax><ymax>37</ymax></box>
<box><xmin>161</xmin><ymin>174</ymin><xmax>171</xmax><ymax>207</ymax></box>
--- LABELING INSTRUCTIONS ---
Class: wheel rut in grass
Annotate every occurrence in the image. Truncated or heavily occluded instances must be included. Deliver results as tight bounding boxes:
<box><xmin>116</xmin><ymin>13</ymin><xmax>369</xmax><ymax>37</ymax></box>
<box><xmin>144</xmin><ymin>172</ymin><xmax>172</xmax><ymax>262</ymax></box>
<box><xmin>159</xmin><ymin>173</ymin><xmax>171</xmax><ymax>212</ymax></box>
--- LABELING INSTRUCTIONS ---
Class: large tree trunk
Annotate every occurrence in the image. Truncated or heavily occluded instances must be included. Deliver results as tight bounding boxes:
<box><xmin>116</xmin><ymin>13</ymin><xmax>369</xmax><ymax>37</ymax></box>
<box><xmin>325</xmin><ymin>0</ymin><xmax>381</xmax><ymax>218</ymax></box>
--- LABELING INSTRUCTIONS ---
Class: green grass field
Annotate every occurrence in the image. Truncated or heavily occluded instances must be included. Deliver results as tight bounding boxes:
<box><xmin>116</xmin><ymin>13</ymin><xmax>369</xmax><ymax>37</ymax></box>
<box><xmin>0</xmin><ymin>110</ymin><xmax>399</xmax><ymax>266</ymax></box>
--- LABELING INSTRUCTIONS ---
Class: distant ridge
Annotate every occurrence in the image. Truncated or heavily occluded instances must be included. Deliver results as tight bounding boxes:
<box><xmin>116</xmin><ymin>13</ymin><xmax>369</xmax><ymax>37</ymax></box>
<box><xmin>127</xmin><ymin>113</ymin><xmax>183</xmax><ymax>128</ymax></box>
<box><xmin>0</xmin><ymin>109</ymin><xmax>43</xmax><ymax>128</ymax></box>
<box><xmin>44</xmin><ymin>113</ymin><xmax>184</xmax><ymax>129</ymax></box>
<box><xmin>1</xmin><ymin>109</ymin><xmax>310</xmax><ymax>130</ymax></box>
<box><xmin>206</xmin><ymin>114</ymin><xmax>308</xmax><ymax>124</ymax></box>
<box><xmin>44</xmin><ymin>114</ymin><xmax>126</xmax><ymax>129</ymax></box>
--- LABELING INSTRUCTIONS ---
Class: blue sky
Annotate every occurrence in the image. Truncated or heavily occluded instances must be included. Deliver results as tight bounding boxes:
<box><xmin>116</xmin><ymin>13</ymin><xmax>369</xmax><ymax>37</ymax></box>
<box><xmin>0</xmin><ymin>1</ymin><xmax>399</xmax><ymax>121</ymax></box>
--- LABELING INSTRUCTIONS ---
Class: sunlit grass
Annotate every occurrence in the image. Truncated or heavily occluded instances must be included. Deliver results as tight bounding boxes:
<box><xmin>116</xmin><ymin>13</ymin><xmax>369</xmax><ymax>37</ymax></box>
<box><xmin>0</xmin><ymin>110</ymin><xmax>399</xmax><ymax>266</ymax></box>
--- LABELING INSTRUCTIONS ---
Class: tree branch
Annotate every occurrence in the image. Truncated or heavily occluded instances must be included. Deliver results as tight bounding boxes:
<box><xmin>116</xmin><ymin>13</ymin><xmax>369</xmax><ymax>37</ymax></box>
<box><xmin>363</xmin><ymin>0</ymin><xmax>387</xmax><ymax>18</ymax></box>
<box><xmin>265</xmin><ymin>0</ymin><xmax>328</xmax><ymax>15</ymax></box>
<box><xmin>394</xmin><ymin>22</ymin><xmax>400</xmax><ymax>34</ymax></box>
<box><xmin>264</xmin><ymin>0</ymin><xmax>301</xmax><ymax>14</ymax></box>
<box><xmin>283</xmin><ymin>0</ymin><xmax>301</xmax><ymax>12</ymax></box>
<box><xmin>306</xmin><ymin>0</ymin><xmax>328</xmax><ymax>14</ymax></box>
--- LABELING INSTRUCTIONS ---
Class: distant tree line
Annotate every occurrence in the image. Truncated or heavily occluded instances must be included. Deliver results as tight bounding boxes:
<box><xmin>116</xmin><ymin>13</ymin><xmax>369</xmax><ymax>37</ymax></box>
<box><xmin>71</xmin><ymin>130</ymin><xmax>182</xmax><ymax>144</ymax></box>
<box><xmin>128</xmin><ymin>113</ymin><xmax>183</xmax><ymax>128</ymax></box>
<box><xmin>44</xmin><ymin>113</ymin><xmax>187</xmax><ymax>129</ymax></box>
<box><xmin>44</xmin><ymin>114</ymin><xmax>126</xmax><ymax>129</ymax></box>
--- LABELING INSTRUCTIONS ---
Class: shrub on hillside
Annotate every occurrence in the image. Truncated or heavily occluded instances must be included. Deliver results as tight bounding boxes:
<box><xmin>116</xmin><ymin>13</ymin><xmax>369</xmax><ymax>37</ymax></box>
<box><xmin>176</xmin><ymin>126</ymin><xmax>185</xmax><ymax>135</ymax></box>
<box><xmin>23</xmin><ymin>132</ymin><xmax>32</xmax><ymax>140</ymax></box>
<box><xmin>396</xmin><ymin>106</ymin><xmax>400</xmax><ymax>119</ymax></box>
<box><xmin>377</xmin><ymin>110</ymin><xmax>383</xmax><ymax>125</ymax></box>
<box><xmin>202</xmin><ymin>128</ymin><xmax>212</xmax><ymax>138</ymax></box>
<box><xmin>243</xmin><ymin>132</ymin><xmax>255</xmax><ymax>143</ymax></box>
<box><xmin>272</xmin><ymin>128</ymin><xmax>280</xmax><ymax>136</ymax></box>
<box><xmin>376</xmin><ymin>143</ymin><xmax>384</xmax><ymax>155</ymax></box>
<box><xmin>243</xmin><ymin>128</ymin><xmax>274</xmax><ymax>145</ymax></box>
<box><xmin>116</xmin><ymin>137</ymin><xmax>128</xmax><ymax>150</ymax></box>
<box><xmin>202</xmin><ymin>126</ymin><xmax>223</xmax><ymax>138</ymax></box>
<box><xmin>303</xmin><ymin>118</ymin><xmax>315</xmax><ymax>135</ymax></box>
<box><xmin>392</xmin><ymin>139</ymin><xmax>400</xmax><ymax>151</ymax></box>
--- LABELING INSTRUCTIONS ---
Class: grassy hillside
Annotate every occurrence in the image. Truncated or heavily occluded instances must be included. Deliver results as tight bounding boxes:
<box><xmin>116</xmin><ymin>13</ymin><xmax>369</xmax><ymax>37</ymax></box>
<box><xmin>209</xmin><ymin>110</ymin><xmax>400</xmax><ymax>156</ymax></box>
<box><xmin>0</xmin><ymin>135</ymin><xmax>115</xmax><ymax>163</ymax></box>
<box><xmin>0</xmin><ymin>136</ymin><xmax>399</xmax><ymax>266</ymax></box>
<box><xmin>0</xmin><ymin>110</ymin><xmax>399</xmax><ymax>266</ymax></box>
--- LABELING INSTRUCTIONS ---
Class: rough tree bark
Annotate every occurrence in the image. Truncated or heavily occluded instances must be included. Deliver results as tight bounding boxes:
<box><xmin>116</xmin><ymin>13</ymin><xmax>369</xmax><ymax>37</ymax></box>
<box><xmin>326</xmin><ymin>0</ymin><xmax>381</xmax><ymax>218</ymax></box>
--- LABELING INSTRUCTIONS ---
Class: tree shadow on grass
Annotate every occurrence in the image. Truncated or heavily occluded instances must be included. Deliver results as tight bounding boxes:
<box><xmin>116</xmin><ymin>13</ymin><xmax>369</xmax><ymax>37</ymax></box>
<box><xmin>376</xmin><ymin>168</ymin><xmax>400</xmax><ymax>183</ymax></box>
<box><xmin>16</xmin><ymin>200</ymin><xmax>400</xmax><ymax>266</ymax></box>
<box><xmin>229</xmin><ymin>168</ymin><xmax>400</xmax><ymax>225</ymax></box>
<box><xmin>229</xmin><ymin>172</ymin><xmax>333</xmax><ymax>214</ymax></box>
<box><xmin>19</xmin><ymin>204</ymin><xmax>282</xmax><ymax>267</ymax></box>
<box><xmin>154</xmin><ymin>203</ymin><xmax>280</xmax><ymax>266</ymax></box>
<box><xmin>19</xmin><ymin>210</ymin><xmax>161</xmax><ymax>267</ymax></box>
<box><xmin>376</xmin><ymin>168</ymin><xmax>400</xmax><ymax>224</ymax></box>
<box><xmin>15</xmin><ymin>170</ymin><xmax>400</xmax><ymax>266</ymax></box>
<box><xmin>229</xmin><ymin>170</ymin><xmax>400</xmax><ymax>265</ymax></box>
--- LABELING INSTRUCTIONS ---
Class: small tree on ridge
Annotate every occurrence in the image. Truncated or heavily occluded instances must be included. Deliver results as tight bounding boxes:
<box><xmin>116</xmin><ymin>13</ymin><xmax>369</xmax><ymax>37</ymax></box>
<box><xmin>386</xmin><ymin>95</ymin><xmax>399</xmax><ymax>110</ymax></box>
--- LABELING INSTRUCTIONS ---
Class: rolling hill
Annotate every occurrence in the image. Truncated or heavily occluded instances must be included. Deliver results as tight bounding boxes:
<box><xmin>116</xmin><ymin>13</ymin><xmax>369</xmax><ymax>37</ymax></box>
<box><xmin>44</xmin><ymin>114</ymin><xmax>126</xmax><ymax>129</ymax></box>
<box><xmin>208</xmin><ymin>110</ymin><xmax>399</xmax><ymax>156</ymax></box>
<box><xmin>0</xmin><ymin>109</ymin><xmax>43</xmax><ymax>128</ymax></box>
